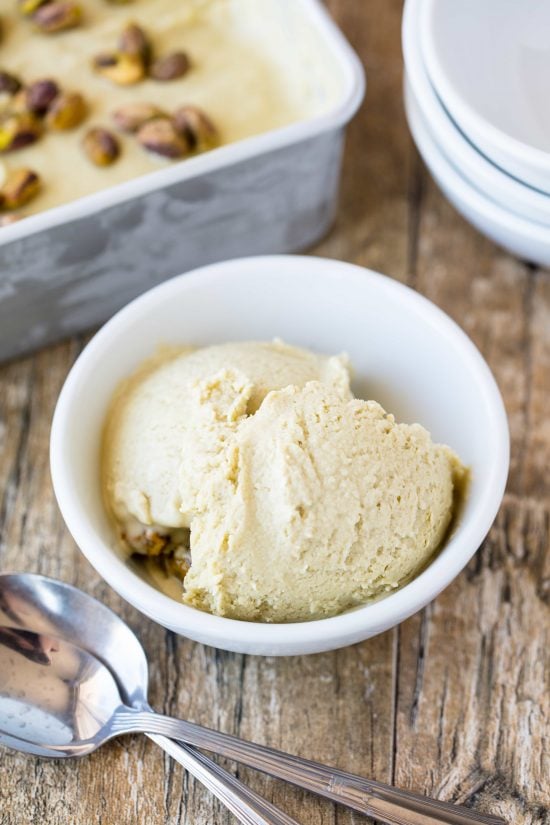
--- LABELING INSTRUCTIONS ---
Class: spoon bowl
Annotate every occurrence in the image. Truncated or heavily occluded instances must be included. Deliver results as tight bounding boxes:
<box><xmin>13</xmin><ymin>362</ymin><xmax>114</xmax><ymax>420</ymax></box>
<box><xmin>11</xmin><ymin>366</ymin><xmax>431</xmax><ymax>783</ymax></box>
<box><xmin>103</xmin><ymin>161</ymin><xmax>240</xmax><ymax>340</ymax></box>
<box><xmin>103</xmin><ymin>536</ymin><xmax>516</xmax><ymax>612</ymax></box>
<box><xmin>0</xmin><ymin>572</ymin><xmax>150</xmax><ymax>760</ymax></box>
<box><xmin>0</xmin><ymin>627</ymin><xmax>123</xmax><ymax>757</ymax></box>
<box><xmin>0</xmin><ymin>572</ymin><xmax>303</xmax><ymax>825</ymax></box>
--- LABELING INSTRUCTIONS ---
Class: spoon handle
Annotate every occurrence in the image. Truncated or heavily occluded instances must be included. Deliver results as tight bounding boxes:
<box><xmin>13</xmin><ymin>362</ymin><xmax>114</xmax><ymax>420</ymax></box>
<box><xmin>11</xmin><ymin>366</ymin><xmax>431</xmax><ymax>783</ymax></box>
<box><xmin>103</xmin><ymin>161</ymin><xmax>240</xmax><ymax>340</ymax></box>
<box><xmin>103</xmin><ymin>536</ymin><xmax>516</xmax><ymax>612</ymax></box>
<box><xmin>147</xmin><ymin>734</ymin><xmax>301</xmax><ymax>825</ymax></box>
<box><xmin>115</xmin><ymin>710</ymin><xmax>505</xmax><ymax>825</ymax></box>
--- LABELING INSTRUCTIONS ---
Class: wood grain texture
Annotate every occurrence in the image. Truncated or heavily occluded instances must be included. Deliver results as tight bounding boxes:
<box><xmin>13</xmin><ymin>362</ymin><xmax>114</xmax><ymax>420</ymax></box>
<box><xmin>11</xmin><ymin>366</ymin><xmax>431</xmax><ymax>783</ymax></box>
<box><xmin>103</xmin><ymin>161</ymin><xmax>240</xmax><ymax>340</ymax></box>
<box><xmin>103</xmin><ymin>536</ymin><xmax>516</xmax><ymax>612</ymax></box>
<box><xmin>0</xmin><ymin>1</ymin><xmax>549</xmax><ymax>823</ymax></box>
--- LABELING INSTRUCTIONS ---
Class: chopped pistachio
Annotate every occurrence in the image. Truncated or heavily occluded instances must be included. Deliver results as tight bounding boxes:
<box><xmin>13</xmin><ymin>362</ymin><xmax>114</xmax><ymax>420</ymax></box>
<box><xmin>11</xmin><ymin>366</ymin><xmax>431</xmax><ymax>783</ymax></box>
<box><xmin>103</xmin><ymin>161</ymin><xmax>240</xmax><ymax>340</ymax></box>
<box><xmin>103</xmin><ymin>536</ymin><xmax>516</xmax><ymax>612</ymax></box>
<box><xmin>82</xmin><ymin>127</ymin><xmax>120</xmax><ymax>166</ymax></box>
<box><xmin>17</xmin><ymin>0</ymin><xmax>49</xmax><ymax>16</ymax></box>
<box><xmin>7</xmin><ymin>90</ymin><xmax>31</xmax><ymax>115</ymax></box>
<box><xmin>0</xmin><ymin>112</ymin><xmax>42</xmax><ymax>152</ymax></box>
<box><xmin>0</xmin><ymin>71</ymin><xmax>22</xmax><ymax>97</ymax></box>
<box><xmin>136</xmin><ymin>117</ymin><xmax>190</xmax><ymax>159</ymax></box>
<box><xmin>93</xmin><ymin>51</ymin><xmax>145</xmax><ymax>85</ymax></box>
<box><xmin>25</xmin><ymin>79</ymin><xmax>60</xmax><ymax>116</ymax></box>
<box><xmin>150</xmin><ymin>51</ymin><xmax>190</xmax><ymax>82</ymax></box>
<box><xmin>46</xmin><ymin>91</ymin><xmax>86</xmax><ymax>129</ymax></box>
<box><xmin>164</xmin><ymin>552</ymin><xmax>190</xmax><ymax>581</ymax></box>
<box><xmin>172</xmin><ymin>105</ymin><xmax>218</xmax><ymax>152</ymax></box>
<box><xmin>111</xmin><ymin>101</ymin><xmax>164</xmax><ymax>133</ymax></box>
<box><xmin>118</xmin><ymin>22</ymin><xmax>151</xmax><ymax>65</ymax></box>
<box><xmin>1</xmin><ymin>167</ymin><xmax>41</xmax><ymax>209</ymax></box>
<box><xmin>33</xmin><ymin>1</ymin><xmax>82</xmax><ymax>33</ymax></box>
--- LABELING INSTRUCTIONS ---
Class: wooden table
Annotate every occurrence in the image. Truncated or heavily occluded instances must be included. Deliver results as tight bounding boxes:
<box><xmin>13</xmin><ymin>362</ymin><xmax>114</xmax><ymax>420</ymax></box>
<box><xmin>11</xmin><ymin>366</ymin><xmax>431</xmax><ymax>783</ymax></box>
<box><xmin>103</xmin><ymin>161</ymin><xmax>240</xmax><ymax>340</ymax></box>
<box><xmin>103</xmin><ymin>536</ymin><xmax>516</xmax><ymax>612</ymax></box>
<box><xmin>1</xmin><ymin>2</ymin><xmax>548</xmax><ymax>822</ymax></box>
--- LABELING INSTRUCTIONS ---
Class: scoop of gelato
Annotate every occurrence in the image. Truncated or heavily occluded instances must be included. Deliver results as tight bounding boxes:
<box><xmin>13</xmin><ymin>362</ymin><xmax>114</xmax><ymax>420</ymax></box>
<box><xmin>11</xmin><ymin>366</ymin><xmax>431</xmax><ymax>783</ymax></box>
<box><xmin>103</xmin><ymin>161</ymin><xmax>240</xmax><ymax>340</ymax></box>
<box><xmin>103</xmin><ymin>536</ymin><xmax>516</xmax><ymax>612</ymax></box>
<box><xmin>103</xmin><ymin>339</ymin><xmax>465</xmax><ymax>623</ymax></box>
<box><xmin>103</xmin><ymin>340</ymin><xmax>351</xmax><ymax>531</ymax></box>
<box><xmin>179</xmin><ymin>378</ymin><xmax>464</xmax><ymax>622</ymax></box>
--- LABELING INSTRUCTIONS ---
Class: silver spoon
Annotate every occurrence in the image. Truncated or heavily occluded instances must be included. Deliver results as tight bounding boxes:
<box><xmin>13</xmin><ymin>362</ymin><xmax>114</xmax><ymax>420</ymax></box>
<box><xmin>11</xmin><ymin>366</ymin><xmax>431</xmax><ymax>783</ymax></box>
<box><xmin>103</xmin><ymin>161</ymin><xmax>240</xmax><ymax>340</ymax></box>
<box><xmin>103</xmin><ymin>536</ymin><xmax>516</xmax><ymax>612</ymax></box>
<box><xmin>0</xmin><ymin>573</ymin><xmax>506</xmax><ymax>825</ymax></box>
<box><xmin>0</xmin><ymin>572</ymin><xmax>298</xmax><ymax>825</ymax></box>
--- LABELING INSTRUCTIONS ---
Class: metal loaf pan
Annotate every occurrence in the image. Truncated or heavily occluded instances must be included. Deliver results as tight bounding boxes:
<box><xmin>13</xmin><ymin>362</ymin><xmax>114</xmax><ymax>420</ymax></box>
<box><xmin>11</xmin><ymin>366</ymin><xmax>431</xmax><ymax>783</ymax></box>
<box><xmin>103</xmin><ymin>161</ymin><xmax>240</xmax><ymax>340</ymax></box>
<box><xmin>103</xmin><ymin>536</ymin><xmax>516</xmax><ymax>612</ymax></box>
<box><xmin>0</xmin><ymin>0</ymin><xmax>365</xmax><ymax>361</ymax></box>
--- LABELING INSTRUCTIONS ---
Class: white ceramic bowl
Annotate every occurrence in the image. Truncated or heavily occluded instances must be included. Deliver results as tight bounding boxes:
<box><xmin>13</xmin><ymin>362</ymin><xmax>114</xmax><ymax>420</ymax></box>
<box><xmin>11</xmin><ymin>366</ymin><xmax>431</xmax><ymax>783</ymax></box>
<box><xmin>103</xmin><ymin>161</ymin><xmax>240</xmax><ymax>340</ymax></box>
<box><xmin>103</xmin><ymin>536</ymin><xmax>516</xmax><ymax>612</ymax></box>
<box><xmin>403</xmin><ymin>0</ymin><xmax>550</xmax><ymax>227</ymax></box>
<box><xmin>50</xmin><ymin>255</ymin><xmax>509</xmax><ymax>656</ymax></box>
<box><xmin>420</xmin><ymin>0</ymin><xmax>550</xmax><ymax>193</ymax></box>
<box><xmin>404</xmin><ymin>79</ymin><xmax>550</xmax><ymax>268</ymax></box>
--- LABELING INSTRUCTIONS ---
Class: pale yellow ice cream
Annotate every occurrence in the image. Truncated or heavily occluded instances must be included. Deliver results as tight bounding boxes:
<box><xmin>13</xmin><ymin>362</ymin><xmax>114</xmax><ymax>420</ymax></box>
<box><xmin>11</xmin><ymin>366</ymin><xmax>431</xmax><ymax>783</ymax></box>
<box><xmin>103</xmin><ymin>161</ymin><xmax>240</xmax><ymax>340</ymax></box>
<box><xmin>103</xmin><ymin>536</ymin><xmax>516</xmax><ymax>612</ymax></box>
<box><xmin>103</xmin><ymin>340</ymin><xmax>465</xmax><ymax>622</ymax></box>
<box><xmin>0</xmin><ymin>0</ymin><xmax>342</xmax><ymax>215</ymax></box>
<box><xmin>103</xmin><ymin>340</ymin><xmax>351</xmax><ymax>531</ymax></box>
<box><xmin>179</xmin><ymin>377</ymin><xmax>464</xmax><ymax>621</ymax></box>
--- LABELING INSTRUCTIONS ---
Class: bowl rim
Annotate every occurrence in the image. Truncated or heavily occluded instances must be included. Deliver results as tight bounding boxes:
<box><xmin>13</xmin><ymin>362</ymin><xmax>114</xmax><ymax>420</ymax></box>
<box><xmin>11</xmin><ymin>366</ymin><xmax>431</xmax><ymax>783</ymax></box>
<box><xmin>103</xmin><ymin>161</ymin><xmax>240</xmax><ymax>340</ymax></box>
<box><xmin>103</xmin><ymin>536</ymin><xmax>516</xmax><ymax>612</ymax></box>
<box><xmin>404</xmin><ymin>78</ymin><xmax>550</xmax><ymax>247</ymax></box>
<box><xmin>50</xmin><ymin>255</ymin><xmax>510</xmax><ymax>652</ymax></box>
<box><xmin>402</xmin><ymin>0</ymin><xmax>550</xmax><ymax>225</ymax></box>
<box><xmin>420</xmin><ymin>0</ymin><xmax>550</xmax><ymax>178</ymax></box>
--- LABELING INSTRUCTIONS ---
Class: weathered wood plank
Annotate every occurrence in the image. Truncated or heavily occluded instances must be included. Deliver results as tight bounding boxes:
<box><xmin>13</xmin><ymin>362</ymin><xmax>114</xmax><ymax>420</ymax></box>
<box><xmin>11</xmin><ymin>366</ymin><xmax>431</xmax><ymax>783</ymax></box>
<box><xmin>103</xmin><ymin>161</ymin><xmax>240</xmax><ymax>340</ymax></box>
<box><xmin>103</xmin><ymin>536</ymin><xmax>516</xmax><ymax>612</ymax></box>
<box><xmin>0</xmin><ymin>1</ymin><xmax>548</xmax><ymax>823</ymax></box>
<box><xmin>396</xmin><ymin>155</ymin><xmax>550</xmax><ymax>822</ymax></box>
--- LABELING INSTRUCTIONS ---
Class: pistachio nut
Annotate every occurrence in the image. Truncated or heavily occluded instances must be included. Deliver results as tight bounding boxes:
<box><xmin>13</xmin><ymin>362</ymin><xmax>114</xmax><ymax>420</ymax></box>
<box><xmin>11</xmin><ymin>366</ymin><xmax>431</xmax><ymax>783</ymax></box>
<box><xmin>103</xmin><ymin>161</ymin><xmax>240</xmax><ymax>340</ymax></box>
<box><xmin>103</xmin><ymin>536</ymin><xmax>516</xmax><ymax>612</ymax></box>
<box><xmin>17</xmin><ymin>0</ymin><xmax>49</xmax><ymax>16</ymax></box>
<box><xmin>172</xmin><ymin>105</ymin><xmax>218</xmax><ymax>152</ymax></box>
<box><xmin>93</xmin><ymin>51</ymin><xmax>145</xmax><ymax>85</ymax></box>
<box><xmin>140</xmin><ymin>531</ymin><xmax>168</xmax><ymax>557</ymax></box>
<box><xmin>93</xmin><ymin>52</ymin><xmax>117</xmax><ymax>70</ymax></box>
<box><xmin>0</xmin><ymin>71</ymin><xmax>22</xmax><ymax>97</ymax></box>
<box><xmin>33</xmin><ymin>1</ymin><xmax>82</xmax><ymax>33</ymax></box>
<box><xmin>82</xmin><ymin>127</ymin><xmax>120</xmax><ymax>166</ymax></box>
<box><xmin>149</xmin><ymin>51</ymin><xmax>190</xmax><ymax>82</ymax></box>
<box><xmin>1</xmin><ymin>167</ymin><xmax>41</xmax><ymax>209</ymax></box>
<box><xmin>0</xmin><ymin>112</ymin><xmax>42</xmax><ymax>152</ymax></box>
<box><xmin>6</xmin><ymin>89</ymin><xmax>31</xmax><ymax>115</ymax></box>
<box><xmin>118</xmin><ymin>22</ymin><xmax>151</xmax><ymax>65</ymax></box>
<box><xmin>46</xmin><ymin>90</ymin><xmax>86</xmax><ymax>129</ymax></box>
<box><xmin>111</xmin><ymin>101</ymin><xmax>164</xmax><ymax>133</ymax></box>
<box><xmin>136</xmin><ymin>116</ymin><xmax>189</xmax><ymax>159</ymax></box>
<box><xmin>164</xmin><ymin>552</ymin><xmax>190</xmax><ymax>581</ymax></box>
<box><xmin>25</xmin><ymin>79</ymin><xmax>60</xmax><ymax>116</ymax></box>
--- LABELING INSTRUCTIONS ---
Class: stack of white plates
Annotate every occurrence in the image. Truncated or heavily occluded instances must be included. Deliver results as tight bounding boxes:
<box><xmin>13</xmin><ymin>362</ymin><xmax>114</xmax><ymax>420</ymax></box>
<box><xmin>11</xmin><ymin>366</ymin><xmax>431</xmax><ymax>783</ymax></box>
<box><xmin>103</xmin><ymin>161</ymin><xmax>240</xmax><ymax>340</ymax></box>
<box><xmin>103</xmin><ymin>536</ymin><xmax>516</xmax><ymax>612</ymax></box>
<box><xmin>403</xmin><ymin>0</ymin><xmax>550</xmax><ymax>266</ymax></box>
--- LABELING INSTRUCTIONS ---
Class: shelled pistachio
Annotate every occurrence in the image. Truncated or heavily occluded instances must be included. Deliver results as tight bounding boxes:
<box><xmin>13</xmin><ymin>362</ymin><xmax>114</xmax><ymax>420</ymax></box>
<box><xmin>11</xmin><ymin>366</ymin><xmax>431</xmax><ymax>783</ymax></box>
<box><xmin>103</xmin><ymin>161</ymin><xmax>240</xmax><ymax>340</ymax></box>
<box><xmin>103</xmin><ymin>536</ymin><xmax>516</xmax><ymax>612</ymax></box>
<box><xmin>0</xmin><ymin>112</ymin><xmax>42</xmax><ymax>152</ymax></box>
<box><xmin>136</xmin><ymin>117</ymin><xmax>189</xmax><ymax>158</ymax></box>
<box><xmin>93</xmin><ymin>51</ymin><xmax>145</xmax><ymax>85</ymax></box>
<box><xmin>0</xmin><ymin>71</ymin><xmax>22</xmax><ymax>97</ymax></box>
<box><xmin>46</xmin><ymin>91</ymin><xmax>86</xmax><ymax>129</ymax></box>
<box><xmin>111</xmin><ymin>102</ymin><xmax>164</xmax><ymax>133</ymax></box>
<box><xmin>33</xmin><ymin>1</ymin><xmax>82</xmax><ymax>33</ymax></box>
<box><xmin>18</xmin><ymin>0</ymin><xmax>49</xmax><ymax>16</ymax></box>
<box><xmin>119</xmin><ymin>22</ymin><xmax>151</xmax><ymax>65</ymax></box>
<box><xmin>149</xmin><ymin>51</ymin><xmax>190</xmax><ymax>82</ymax></box>
<box><xmin>0</xmin><ymin>167</ymin><xmax>41</xmax><ymax>209</ymax></box>
<box><xmin>172</xmin><ymin>105</ymin><xmax>218</xmax><ymax>151</ymax></box>
<box><xmin>25</xmin><ymin>79</ymin><xmax>59</xmax><ymax>115</ymax></box>
<box><xmin>82</xmin><ymin>127</ymin><xmax>120</xmax><ymax>166</ymax></box>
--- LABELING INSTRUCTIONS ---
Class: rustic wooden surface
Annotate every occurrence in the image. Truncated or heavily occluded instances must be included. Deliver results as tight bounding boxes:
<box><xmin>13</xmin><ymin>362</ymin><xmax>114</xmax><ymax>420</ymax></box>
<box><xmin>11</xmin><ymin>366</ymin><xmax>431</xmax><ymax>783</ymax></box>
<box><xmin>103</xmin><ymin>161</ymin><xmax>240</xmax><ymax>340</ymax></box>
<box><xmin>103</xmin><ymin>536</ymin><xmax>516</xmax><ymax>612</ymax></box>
<box><xmin>0</xmin><ymin>1</ymin><xmax>549</xmax><ymax>823</ymax></box>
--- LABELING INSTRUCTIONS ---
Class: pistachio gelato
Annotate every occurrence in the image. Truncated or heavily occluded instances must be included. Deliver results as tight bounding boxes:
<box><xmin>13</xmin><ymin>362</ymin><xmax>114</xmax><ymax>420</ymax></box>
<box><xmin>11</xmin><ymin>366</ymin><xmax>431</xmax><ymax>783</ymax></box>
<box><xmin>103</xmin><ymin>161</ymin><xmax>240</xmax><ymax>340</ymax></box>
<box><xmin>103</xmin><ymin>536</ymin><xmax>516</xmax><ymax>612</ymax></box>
<box><xmin>103</xmin><ymin>340</ymin><xmax>465</xmax><ymax>622</ymax></box>
<box><xmin>0</xmin><ymin>0</ymin><xmax>342</xmax><ymax>215</ymax></box>
<box><xmin>104</xmin><ymin>340</ymin><xmax>351</xmax><ymax>531</ymax></box>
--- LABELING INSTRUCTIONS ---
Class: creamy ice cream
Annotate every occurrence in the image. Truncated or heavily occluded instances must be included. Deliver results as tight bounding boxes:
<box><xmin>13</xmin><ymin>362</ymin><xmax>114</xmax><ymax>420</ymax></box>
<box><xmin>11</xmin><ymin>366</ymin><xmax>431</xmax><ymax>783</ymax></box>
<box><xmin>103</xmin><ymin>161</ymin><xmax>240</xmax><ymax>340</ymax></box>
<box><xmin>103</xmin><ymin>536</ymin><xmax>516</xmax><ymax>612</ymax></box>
<box><xmin>0</xmin><ymin>0</ymin><xmax>342</xmax><ymax>215</ymax></box>
<box><xmin>104</xmin><ymin>340</ymin><xmax>351</xmax><ymax>531</ymax></box>
<box><xmin>103</xmin><ymin>340</ymin><xmax>465</xmax><ymax>622</ymax></box>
